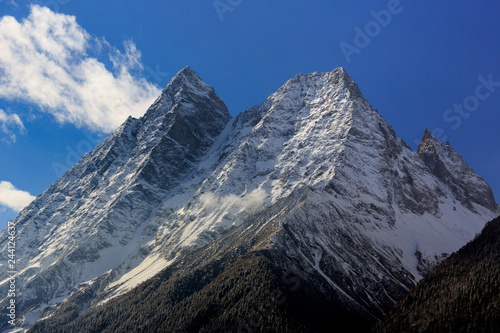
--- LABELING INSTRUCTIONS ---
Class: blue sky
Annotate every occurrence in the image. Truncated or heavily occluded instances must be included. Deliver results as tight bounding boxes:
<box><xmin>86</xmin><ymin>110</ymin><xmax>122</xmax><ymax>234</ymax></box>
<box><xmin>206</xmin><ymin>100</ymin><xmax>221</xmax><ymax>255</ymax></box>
<box><xmin>0</xmin><ymin>0</ymin><xmax>499</xmax><ymax>229</ymax></box>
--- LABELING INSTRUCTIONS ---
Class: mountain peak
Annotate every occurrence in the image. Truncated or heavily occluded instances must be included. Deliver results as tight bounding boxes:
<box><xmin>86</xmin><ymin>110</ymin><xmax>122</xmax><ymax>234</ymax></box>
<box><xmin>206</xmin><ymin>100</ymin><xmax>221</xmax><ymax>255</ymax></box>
<box><xmin>417</xmin><ymin>128</ymin><xmax>498</xmax><ymax>213</ymax></box>
<box><xmin>417</xmin><ymin>128</ymin><xmax>440</xmax><ymax>154</ymax></box>
<box><xmin>175</xmin><ymin>66</ymin><xmax>200</xmax><ymax>80</ymax></box>
<box><xmin>320</xmin><ymin>67</ymin><xmax>364</xmax><ymax>99</ymax></box>
<box><xmin>272</xmin><ymin>67</ymin><xmax>365</xmax><ymax>109</ymax></box>
<box><xmin>3</xmin><ymin>68</ymin><xmax>499</xmax><ymax>332</ymax></box>
<box><xmin>143</xmin><ymin>66</ymin><xmax>230</xmax><ymax>123</ymax></box>
<box><xmin>331</xmin><ymin>66</ymin><xmax>352</xmax><ymax>80</ymax></box>
<box><xmin>165</xmin><ymin>66</ymin><xmax>212</xmax><ymax>94</ymax></box>
<box><xmin>333</xmin><ymin>67</ymin><xmax>364</xmax><ymax>99</ymax></box>
<box><xmin>422</xmin><ymin>127</ymin><xmax>435</xmax><ymax>138</ymax></box>
<box><xmin>179</xmin><ymin>65</ymin><xmax>194</xmax><ymax>73</ymax></box>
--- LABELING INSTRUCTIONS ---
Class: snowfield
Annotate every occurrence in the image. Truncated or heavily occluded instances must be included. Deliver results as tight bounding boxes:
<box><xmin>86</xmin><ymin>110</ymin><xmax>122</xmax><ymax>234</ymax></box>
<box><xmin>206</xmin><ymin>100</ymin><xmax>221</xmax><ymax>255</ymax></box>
<box><xmin>0</xmin><ymin>67</ymin><xmax>497</xmax><ymax>331</ymax></box>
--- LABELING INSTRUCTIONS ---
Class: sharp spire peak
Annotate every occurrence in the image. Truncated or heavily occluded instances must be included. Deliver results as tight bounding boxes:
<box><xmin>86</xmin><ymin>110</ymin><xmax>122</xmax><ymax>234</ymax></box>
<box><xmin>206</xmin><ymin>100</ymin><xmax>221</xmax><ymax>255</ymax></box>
<box><xmin>159</xmin><ymin>66</ymin><xmax>215</xmax><ymax>97</ymax></box>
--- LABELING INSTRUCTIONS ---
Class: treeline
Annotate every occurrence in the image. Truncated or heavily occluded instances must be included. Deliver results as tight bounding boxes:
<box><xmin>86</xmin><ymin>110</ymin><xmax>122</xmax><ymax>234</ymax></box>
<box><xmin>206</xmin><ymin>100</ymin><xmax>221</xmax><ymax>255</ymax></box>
<box><xmin>375</xmin><ymin>216</ymin><xmax>500</xmax><ymax>332</ymax></box>
<box><xmin>29</xmin><ymin>250</ymin><xmax>368</xmax><ymax>333</ymax></box>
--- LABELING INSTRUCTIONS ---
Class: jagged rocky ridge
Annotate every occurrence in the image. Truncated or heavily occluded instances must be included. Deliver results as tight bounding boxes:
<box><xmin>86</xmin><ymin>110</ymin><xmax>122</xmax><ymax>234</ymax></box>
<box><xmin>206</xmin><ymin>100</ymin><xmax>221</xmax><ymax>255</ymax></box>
<box><xmin>417</xmin><ymin>128</ymin><xmax>497</xmax><ymax>213</ymax></box>
<box><xmin>0</xmin><ymin>67</ymin><xmax>498</xmax><ymax>332</ymax></box>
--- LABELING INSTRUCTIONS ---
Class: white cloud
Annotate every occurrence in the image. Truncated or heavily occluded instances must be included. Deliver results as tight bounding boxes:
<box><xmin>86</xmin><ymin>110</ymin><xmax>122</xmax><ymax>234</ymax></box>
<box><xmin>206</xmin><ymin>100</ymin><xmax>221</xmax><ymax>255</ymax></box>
<box><xmin>0</xmin><ymin>0</ymin><xmax>18</xmax><ymax>7</ymax></box>
<box><xmin>0</xmin><ymin>5</ymin><xmax>161</xmax><ymax>133</ymax></box>
<box><xmin>0</xmin><ymin>181</ymin><xmax>35</xmax><ymax>212</ymax></box>
<box><xmin>0</xmin><ymin>109</ymin><xmax>25</xmax><ymax>142</ymax></box>
<box><xmin>200</xmin><ymin>188</ymin><xmax>268</xmax><ymax>214</ymax></box>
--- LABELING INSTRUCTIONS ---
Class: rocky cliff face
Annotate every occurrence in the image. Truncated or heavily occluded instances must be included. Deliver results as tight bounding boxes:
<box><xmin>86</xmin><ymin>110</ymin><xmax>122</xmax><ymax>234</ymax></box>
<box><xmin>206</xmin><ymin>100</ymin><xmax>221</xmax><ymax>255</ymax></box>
<box><xmin>0</xmin><ymin>67</ymin><xmax>497</xmax><ymax>332</ymax></box>
<box><xmin>0</xmin><ymin>67</ymin><xmax>231</xmax><ymax>330</ymax></box>
<box><xmin>417</xmin><ymin>128</ymin><xmax>497</xmax><ymax>213</ymax></box>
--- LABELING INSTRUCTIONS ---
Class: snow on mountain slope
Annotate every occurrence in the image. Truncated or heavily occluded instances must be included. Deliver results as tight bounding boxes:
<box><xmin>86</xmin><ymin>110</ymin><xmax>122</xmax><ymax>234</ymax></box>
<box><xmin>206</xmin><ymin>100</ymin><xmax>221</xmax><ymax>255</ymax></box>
<box><xmin>150</xmin><ymin>67</ymin><xmax>497</xmax><ymax>271</ymax></box>
<box><xmin>149</xmin><ymin>70</ymin><xmax>362</xmax><ymax>253</ymax></box>
<box><xmin>0</xmin><ymin>66</ymin><xmax>231</xmax><ymax>329</ymax></box>
<box><xmin>141</xmin><ymin>67</ymin><xmax>498</xmax><ymax>318</ymax></box>
<box><xmin>0</xmin><ymin>67</ymin><xmax>497</xmax><ymax>331</ymax></box>
<box><xmin>417</xmin><ymin>128</ymin><xmax>497</xmax><ymax>213</ymax></box>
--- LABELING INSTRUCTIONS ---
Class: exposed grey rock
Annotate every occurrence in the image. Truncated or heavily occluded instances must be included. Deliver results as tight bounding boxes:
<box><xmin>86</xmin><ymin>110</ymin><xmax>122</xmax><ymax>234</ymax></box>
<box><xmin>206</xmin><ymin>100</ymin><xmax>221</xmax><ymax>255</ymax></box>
<box><xmin>0</xmin><ymin>68</ymin><xmax>497</xmax><ymax>332</ymax></box>
<box><xmin>417</xmin><ymin>128</ymin><xmax>498</xmax><ymax>212</ymax></box>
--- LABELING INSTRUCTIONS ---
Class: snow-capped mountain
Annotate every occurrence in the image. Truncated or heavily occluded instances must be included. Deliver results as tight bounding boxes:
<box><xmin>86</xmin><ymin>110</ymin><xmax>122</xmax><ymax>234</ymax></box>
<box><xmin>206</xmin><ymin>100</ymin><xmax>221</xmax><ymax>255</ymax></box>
<box><xmin>417</xmin><ymin>128</ymin><xmax>497</xmax><ymax>213</ymax></box>
<box><xmin>0</xmin><ymin>67</ymin><xmax>498</xmax><ymax>332</ymax></box>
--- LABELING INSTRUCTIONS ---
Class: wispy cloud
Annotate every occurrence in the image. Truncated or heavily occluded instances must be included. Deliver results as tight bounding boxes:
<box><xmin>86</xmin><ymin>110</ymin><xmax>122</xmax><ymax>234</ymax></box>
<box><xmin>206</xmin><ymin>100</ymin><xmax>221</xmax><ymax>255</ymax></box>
<box><xmin>0</xmin><ymin>181</ymin><xmax>35</xmax><ymax>212</ymax></box>
<box><xmin>0</xmin><ymin>109</ymin><xmax>24</xmax><ymax>143</ymax></box>
<box><xmin>0</xmin><ymin>5</ymin><xmax>161</xmax><ymax>133</ymax></box>
<box><xmin>0</xmin><ymin>0</ymin><xmax>18</xmax><ymax>7</ymax></box>
<box><xmin>200</xmin><ymin>188</ymin><xmax>268</xmax><ymax>214</ymax></box>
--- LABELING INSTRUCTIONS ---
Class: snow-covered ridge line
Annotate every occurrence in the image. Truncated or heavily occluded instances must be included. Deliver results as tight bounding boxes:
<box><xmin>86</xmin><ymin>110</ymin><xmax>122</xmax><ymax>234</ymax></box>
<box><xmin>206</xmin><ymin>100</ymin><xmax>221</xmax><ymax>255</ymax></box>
<box><xmin>0</xmin><ymin>67</ymin><xmax>497</xmax><ymax>331</ymax></box>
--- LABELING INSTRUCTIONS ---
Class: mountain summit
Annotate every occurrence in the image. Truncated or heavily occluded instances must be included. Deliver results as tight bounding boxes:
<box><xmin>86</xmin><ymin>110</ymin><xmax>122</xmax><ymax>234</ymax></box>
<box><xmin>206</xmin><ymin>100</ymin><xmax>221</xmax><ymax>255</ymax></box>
<box><xmin>417</xmin><ymin>128</ymin><xmax>497</xmax><ymax>212</ymax></box>
<box><xmin>1</xmin><ymin>68</ymin><xmax>497</xmax><ymax>332</ymax></box>
<box><xmin>0</xmin><ymin>67</ymin><xmax>232</xmax><ymax>330</ymax></box>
